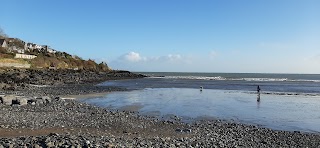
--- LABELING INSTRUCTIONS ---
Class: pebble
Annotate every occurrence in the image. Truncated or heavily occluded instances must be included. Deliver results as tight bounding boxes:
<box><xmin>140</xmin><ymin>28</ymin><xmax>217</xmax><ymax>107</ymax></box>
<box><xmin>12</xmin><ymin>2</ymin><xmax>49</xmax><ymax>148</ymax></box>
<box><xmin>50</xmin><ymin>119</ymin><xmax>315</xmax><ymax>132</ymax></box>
<box><xmin>0</xmin><ymin>71</ymin><xmax>319</xmax><ymax>147</ymax></box>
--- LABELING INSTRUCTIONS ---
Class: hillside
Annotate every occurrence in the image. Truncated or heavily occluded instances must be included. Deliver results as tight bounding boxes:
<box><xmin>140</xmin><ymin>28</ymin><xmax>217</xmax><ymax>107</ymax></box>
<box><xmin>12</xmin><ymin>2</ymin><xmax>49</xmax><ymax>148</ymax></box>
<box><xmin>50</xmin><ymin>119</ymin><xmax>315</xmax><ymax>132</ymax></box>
<box><xmin>0</xmin><ymin>37</ymin><xmax>111</xmax><ymax>71</ymax></box>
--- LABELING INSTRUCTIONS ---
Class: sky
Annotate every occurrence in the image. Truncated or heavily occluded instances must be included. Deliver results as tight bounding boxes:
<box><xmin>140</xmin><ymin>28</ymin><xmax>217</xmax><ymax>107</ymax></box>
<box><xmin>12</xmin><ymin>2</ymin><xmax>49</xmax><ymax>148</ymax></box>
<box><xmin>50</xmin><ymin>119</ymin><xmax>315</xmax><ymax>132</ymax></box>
<box><xmin>1</xmin><ymin>0</ymin><xmax>320</xmax><ymax>73</ymax></box>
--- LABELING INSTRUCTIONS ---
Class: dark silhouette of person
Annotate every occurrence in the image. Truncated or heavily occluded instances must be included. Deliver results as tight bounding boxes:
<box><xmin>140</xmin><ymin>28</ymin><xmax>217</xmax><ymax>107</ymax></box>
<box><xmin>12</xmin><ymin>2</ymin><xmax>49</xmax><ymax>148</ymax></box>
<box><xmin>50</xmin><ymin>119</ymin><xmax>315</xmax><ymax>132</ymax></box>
<box><xmin>257</xmin><ymin>85</ymin><xmax>261</xmax><ymax>102</ymax></box>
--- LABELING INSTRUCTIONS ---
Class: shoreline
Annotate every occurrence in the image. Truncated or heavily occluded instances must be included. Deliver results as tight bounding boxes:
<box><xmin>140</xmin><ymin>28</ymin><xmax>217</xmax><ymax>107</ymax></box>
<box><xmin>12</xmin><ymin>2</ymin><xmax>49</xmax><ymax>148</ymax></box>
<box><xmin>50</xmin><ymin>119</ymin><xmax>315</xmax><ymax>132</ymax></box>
<box><xmin>1</xmin><ymin>86</ymin><xmax>320</xmax><ymax>147</ymax></box>
<box><xmin>60</xmin><ymin>92</ymin><xmax>110</xmax><ymax>100</ymax></box>
<box><xmin>1</xmin><ymin>69</ymin><xmax>320</xmax><ymax>147</ymax></box>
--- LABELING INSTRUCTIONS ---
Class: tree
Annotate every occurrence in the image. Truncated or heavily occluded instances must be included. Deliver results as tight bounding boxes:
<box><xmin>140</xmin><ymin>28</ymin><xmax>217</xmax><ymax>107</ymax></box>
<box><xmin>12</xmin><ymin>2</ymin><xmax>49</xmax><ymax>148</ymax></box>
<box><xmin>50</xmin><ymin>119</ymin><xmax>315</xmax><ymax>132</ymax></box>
<box><xmin>0</xmin><ymin>27</ymin><xmax>8</xmax><ymax>38</ymax></box>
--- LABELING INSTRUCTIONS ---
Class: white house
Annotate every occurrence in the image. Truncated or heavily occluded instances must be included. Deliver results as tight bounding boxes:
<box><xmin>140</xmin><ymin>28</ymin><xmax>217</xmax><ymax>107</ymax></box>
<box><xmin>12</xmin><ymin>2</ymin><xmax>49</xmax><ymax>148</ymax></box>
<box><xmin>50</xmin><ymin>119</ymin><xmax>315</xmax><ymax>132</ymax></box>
<box><xmin>35</xmin><ymin>44</ymin><xmax>44</xmax><ymax>50</ymax></box>
<box><xmin>47</xmin><ymin>48</ymin><xmax>56</xmax><ymax>53</ymax></box>
<box><xmin>26</xmin><ymin>43</ymin><xmax>35</xmax><ymax>50</ymax></box>
<box><xmin>0</xmin><ymin>39</ymin><xmax>8</xmax><ymax>48</ymax></box>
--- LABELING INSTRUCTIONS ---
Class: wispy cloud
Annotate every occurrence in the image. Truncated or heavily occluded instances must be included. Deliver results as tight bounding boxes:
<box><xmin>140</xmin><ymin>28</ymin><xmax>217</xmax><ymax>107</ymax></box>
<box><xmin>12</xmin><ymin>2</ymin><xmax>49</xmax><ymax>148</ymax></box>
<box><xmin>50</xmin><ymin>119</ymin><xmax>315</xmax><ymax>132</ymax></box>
<box><xmin>160</xmin><ymin>54</ymin><xmax>182</xmax><ymax>62</ymax></box>
<box><xmin>258</xmin><ymin>42</ymin><xmax>296</xmax><ymax>51</ymax></box>
<box><xmin>209</xmin><ymin>51</ymin><xmax>217</xmax><ymax>58</ymax></box>
<box><xmin>110</xmin><ymin>51</ymin><xmax>193</xmax><ymax>71</ymax></box>
<box><xmin>117</xmin><ymin>52</ymin><xmax>185</xmax><ymax>63</ymax></box>
<box><xmin>308</xmin><ymin>54</ymin><xmax>320</xmax><ymax>63</ymax></box>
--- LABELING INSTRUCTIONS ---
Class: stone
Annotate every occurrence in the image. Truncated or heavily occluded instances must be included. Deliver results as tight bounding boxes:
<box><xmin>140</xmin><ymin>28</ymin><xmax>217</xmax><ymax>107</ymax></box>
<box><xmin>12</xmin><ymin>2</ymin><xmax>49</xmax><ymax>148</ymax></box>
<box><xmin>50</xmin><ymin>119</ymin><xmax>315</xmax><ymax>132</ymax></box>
<box><xmin>27</xmin><ymin>98</ymin><xmax>37</xmax><ymax>105</ymax></box>
<box><xmin>42</xmin><ymin>96</ymin><xmax>52</xmax><ymax>104</ymax></box>
<box><xmin>183</xmin><ymin>129</ymin><xmax>192</xmax><ymax>133</ymax></box>
<box><xmin>175</xmin><ymin>129</ymin><xmax>183</xmax><ymax>132</ymax></box>
<box><xmin>46</xmin><ymin>141</ymin><xmax>54</xmax><ymax>147</ymax></box>
<box><xmin>36</xmin><ymin>99</ymin><xmax>44</xmax><ymax>105</ymax></box>
<box><xmin>1</xmin><ymin>95</ymin><xmax>16</xmax><ymax>105</ymax></box>
<box><xmin>17</xmin><ymin>98</ymin><xmax>28</xmax><ymax>106</ymax></box>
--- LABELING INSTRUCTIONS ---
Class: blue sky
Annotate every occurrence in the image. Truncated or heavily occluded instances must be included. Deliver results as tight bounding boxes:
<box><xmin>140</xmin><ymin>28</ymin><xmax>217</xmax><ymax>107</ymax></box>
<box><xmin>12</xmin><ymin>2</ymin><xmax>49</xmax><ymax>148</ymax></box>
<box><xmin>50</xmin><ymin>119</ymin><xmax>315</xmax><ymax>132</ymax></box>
<box><xmin>1</xmin><ymin>0</ymin><xmax>320</xmax><ymax>73</ymax></box>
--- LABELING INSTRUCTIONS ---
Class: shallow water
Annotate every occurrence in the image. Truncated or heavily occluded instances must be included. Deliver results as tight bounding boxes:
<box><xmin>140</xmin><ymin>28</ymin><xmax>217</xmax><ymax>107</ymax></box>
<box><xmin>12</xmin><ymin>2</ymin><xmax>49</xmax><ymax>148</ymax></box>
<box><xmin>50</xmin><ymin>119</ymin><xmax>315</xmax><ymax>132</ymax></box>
<box><xmin>85</xmin><ymin>73</ymin><xmax>320</xmax><ymax>133</ymax></box>
<box><xmin>83</xmin><ymin>87</ymin><xmax>320</xmax><ymax>133</ymax></box>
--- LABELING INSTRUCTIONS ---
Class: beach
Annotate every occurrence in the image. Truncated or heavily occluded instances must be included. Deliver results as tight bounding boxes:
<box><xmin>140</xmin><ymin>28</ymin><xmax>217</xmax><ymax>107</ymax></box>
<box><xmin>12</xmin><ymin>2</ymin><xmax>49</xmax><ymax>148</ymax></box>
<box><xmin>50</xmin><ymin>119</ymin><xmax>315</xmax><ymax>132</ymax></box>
<box><xmin>1</xmin><ymin>70</ymin><xmax>320</xmax><ymax>147</ymax></box>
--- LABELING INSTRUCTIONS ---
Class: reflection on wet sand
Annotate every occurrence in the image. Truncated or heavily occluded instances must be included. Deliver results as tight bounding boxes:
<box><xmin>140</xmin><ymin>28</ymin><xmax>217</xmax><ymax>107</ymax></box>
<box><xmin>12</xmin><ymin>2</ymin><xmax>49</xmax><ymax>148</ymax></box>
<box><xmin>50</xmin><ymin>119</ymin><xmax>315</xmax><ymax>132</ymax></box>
<box><xmin>83</xmin><ymin>88</ymin><xmax>320</xmax><ymax>132</ymax></box>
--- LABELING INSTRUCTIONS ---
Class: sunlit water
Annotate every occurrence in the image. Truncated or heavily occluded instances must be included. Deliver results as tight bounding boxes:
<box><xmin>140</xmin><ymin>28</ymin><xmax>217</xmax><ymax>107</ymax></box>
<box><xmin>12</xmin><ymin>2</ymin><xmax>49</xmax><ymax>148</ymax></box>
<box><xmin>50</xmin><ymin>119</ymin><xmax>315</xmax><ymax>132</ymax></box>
<box><xmin>83</xmin><ymin>87</ymin><xmax>320</xmax><ymax>133</ymax></box>
<box><xmin>82</xmin><ymin>73</ymin><xmax>320</xmax><ymax>133</ymax></box>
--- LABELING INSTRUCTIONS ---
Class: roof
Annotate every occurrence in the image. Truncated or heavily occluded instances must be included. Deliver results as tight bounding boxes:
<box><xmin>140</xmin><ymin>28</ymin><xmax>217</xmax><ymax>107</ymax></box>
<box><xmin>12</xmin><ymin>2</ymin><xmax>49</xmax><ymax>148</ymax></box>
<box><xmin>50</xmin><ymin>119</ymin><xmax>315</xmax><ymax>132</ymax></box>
<box><xmin>0</xmin><ymin>39</ymin><xmax>6</xmax><ymax>45</ymax></box>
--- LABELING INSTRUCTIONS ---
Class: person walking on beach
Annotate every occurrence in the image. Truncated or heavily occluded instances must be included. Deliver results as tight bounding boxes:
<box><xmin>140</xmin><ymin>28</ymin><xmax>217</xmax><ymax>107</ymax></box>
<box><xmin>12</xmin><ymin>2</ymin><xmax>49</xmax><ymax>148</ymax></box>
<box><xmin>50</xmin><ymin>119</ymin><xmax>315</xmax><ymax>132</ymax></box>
<box><xmin>257</xmin><ymin>85</ymin><xmax>261</xmax><ymax>93</ymax></box>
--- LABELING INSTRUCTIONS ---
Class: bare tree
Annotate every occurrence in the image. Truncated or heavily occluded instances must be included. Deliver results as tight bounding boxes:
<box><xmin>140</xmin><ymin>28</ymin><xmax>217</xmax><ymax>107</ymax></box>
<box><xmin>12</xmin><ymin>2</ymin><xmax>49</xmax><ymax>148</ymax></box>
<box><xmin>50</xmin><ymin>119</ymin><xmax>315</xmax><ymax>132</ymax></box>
<box><xmin>0</xmin><ymin>27</ymin><xmax>8</xmax><ymax>38</ymax></box>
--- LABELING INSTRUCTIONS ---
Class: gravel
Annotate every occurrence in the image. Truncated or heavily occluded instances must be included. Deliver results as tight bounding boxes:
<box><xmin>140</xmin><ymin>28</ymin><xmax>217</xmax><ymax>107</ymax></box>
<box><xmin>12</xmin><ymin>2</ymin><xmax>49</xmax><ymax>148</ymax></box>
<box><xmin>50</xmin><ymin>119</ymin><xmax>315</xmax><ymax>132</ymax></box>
<box><xmin>1</xmin><ymin>93</ymin><xmax>320</xmax><ymax>147</ymax></box>
<box><xmin>0</xmin><ymin>69</ymin><xmax>320</xmax><ymax>147</ymax></box>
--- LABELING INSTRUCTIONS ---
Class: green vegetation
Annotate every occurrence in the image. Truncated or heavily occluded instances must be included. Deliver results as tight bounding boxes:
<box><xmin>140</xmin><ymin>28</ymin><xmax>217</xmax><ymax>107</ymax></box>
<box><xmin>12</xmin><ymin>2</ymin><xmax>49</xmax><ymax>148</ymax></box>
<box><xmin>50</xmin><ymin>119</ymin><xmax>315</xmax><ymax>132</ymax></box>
<box><xmin>29</xmin><ymin>54</ymin><xmax>110</xmax><ymax>71</ymax></box>
<box><xmin>27</xmin><ymin>50</ymin><xmax>111</xmax><ymax>71</ymax></box>
<box><xmin>0</xmin><ymin>49</ymin><xmax>111</xmax><ymax>71</ymax></box>
<box><xmin>0</xmin><ymin>47</ymin><xmax>14</xmax><ymax>58</ymax></box>
<box><xmin>0</xmin><ymin>27</ymin><xmax>111</xmax><ymax>71</ymax></box>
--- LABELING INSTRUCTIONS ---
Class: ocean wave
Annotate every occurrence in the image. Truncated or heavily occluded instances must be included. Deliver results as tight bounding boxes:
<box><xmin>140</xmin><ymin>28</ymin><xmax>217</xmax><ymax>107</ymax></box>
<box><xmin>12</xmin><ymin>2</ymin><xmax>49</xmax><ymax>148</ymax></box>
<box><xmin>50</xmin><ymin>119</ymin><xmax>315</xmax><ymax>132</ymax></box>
<box><xmin>244</xmin><ymin>91</ymin><xmax>320</xmax><ymax>97</ymax></box>
<box><xmin>150</xmin><ymin>76</ymin><xmax>227</xmax><ymax>80</ymax></box>
<box><xmin>148</xmin><ymin>76</ymin><xmax>320</xmax><ymax>82</ymax></box>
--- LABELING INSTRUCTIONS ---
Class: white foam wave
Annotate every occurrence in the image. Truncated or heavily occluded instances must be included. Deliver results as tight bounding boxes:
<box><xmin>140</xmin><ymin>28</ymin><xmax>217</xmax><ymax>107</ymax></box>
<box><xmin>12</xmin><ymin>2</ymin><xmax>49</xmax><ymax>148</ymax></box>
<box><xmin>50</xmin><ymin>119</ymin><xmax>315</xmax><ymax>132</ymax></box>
<box><xmin>148</xmin><ymin>76</ymin><xmax>320</xmax><ymax>82</ymax></box>
<box><xmin>240</xmin><ymin>78</ymin><xmax>289</xmax><ymax>82</ymax></box>
<box><xmin>150</xmin><ymin>76</ymin><xmax>226</xmax><ymax>80</ymax></box>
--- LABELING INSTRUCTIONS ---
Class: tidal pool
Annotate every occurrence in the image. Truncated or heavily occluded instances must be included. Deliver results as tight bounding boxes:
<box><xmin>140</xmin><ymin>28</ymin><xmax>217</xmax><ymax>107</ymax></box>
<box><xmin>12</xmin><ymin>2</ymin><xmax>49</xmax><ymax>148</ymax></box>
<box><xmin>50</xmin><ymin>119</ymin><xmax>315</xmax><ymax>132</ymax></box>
<box><xmin>82</xmin><ymin>88</ymin><xmax>320</xmax><ymax>133</ymax></box>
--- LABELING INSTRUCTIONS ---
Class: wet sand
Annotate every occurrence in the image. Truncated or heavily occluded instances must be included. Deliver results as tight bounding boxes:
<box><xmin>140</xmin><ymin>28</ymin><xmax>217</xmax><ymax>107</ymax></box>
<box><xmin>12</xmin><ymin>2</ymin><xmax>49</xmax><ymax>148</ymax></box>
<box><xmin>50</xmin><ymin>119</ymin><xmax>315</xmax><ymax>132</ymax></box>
<box><xmin>61</xmin><ymin>92</ymin><xmax>110</xmax><ymax>100</ymax></box>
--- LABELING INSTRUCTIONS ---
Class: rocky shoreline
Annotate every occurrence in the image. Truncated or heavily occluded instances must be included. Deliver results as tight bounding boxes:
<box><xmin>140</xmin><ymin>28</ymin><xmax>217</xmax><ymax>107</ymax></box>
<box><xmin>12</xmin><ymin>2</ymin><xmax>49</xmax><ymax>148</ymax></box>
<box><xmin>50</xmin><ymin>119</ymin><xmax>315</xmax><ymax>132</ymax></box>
<box><xmin>1</xmin><ymin>94</ymin><xmax>320</xmax><ymax>147</ymax></box>
<box><xmin>0</xmin><ymin>69</ymin><xmax>320</xmax><ymax>147</ymax></box>
<box><xmin>0</xmin><ymin>68</ymin><xmax>145</xmax><ymax>91</ymax></box>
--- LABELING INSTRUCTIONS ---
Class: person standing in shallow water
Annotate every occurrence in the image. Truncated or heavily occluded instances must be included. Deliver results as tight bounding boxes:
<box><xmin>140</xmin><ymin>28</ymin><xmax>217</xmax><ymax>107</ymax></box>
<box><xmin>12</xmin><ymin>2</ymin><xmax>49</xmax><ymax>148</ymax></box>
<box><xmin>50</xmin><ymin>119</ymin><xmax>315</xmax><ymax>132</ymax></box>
<box><xmin>257</xmin><ymin>85</ymin><xmax>261</xmax><ymax>102</ymax></box>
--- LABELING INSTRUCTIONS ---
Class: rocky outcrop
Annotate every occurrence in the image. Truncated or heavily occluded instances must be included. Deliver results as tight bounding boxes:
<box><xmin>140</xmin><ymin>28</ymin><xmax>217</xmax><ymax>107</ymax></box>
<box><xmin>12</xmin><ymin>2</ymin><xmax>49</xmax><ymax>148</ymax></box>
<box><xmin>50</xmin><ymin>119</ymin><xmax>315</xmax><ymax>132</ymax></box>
<box><xmin>0</xmin><ymin>69</ymin><xmax>146</xmax><ymax>90</ymax></box>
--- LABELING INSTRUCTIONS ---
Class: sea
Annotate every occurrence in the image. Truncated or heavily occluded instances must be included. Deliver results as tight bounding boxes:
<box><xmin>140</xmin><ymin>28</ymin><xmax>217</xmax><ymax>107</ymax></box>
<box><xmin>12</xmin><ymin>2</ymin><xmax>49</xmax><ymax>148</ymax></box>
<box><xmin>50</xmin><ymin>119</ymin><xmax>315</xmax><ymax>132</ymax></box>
<box><xmin>81</xmin><ymin>72</ymin><xmax>320</xmax><ymax>133</ymax></box>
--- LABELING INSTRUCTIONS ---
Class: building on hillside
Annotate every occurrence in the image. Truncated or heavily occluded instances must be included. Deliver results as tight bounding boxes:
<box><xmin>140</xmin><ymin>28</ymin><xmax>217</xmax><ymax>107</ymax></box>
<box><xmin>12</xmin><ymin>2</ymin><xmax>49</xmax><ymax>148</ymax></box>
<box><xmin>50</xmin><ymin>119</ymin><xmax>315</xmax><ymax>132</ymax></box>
<box><xmin>15</xmin><ymin>53</ymin><xmax>37</xmax><ymax>59</ymax></box>
<box><xmin>16</xmin><ymin>48</ymin><xmax>25</xmax><ymax>54</ymax></box>
<box><xmin>47</xmin><ymin>47</ymin><xmax>57</xmax><ymax>53</ymax></box>
<box><xmin>6</xmin><ymin>38</ymin><xmax>15</xmax><ymax>43</ymax></box>
<box><xmin>26</xmin><ymin>43</ymin><xmax>36</xmax><ymax>50</ymax></box>
<box><xmin>0</xmin><ymin>39</ymin><xmax>8</xmax><ymax>48</ymax></box>
<box><xmin>35</xmin><ymin>44</ymin><xmax>47</xmax><ymax>51</ymax></box>
<box><xmin>8</xmin><ymin>46</ymin><xmax>25</xmax><ymax>54</ymax></box>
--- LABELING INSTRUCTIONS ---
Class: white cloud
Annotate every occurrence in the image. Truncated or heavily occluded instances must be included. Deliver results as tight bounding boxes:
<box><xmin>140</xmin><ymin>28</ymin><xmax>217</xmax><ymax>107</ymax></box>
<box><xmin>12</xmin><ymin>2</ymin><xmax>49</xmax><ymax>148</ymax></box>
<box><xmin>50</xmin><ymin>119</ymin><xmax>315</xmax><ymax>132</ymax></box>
<box><xmin>122</xmin><ymin>52</ymin><xmax>145</xmax><ymax>62</ymax></box>
<box><xmin>110</xmin><ymin>50</ymin><xmax>320</xmax><ymax>73</ymax></box>
<box><xmin>118</xmin><ymin>52</ymin><xmax>184</xmax><ymax>63</ymax></box>
<box><xmin>110</xmin><ymin>52</ymin><xmax>193</xmax><ymax>71</ymax></box>
<box><xmin>163</xmin><ymin>54</ymin><xmax>182</xmax><ymax>61</ymax></box>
